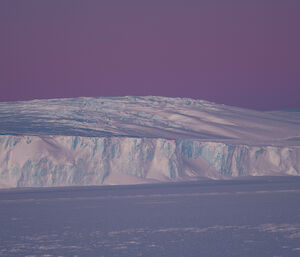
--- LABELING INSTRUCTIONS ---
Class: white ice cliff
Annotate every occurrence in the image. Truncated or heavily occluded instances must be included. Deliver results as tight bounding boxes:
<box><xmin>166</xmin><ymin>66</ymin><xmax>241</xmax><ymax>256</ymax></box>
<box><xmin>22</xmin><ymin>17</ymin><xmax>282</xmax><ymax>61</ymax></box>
<box><xmin>0</xmin><ymin>96</ymin><xmax>299</xmax><ymax>188</ymax></box>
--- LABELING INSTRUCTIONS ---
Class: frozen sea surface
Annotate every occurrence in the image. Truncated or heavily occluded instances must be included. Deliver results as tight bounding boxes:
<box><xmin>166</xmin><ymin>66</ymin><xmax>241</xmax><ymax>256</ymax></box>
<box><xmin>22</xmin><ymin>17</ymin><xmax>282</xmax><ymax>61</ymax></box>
<box><xmin>0</xmin><ymin>176</ymin><xmax>300</xmax><ymax>257</ymax></box>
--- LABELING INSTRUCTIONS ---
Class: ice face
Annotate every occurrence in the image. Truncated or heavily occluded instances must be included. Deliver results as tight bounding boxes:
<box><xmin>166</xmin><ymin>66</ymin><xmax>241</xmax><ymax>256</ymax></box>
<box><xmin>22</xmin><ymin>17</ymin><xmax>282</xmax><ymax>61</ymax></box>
<box><xmin>0</xmin><ymin>135</ymin><xmax>299</xmax><ymax>188</ymax></box>
<box><xmin>0</xmin><ymin>96</ymin><xmax>299</xmax><ymax>188</ymax></box>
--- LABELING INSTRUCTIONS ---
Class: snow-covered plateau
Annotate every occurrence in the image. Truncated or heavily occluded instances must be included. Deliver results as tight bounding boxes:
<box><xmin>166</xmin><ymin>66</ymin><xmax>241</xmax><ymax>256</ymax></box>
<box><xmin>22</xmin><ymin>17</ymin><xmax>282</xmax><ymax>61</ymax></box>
<box><xmin>0</xmin><ymin>96</ymin><xmax>299</xmax><ymax>188</ymax></box>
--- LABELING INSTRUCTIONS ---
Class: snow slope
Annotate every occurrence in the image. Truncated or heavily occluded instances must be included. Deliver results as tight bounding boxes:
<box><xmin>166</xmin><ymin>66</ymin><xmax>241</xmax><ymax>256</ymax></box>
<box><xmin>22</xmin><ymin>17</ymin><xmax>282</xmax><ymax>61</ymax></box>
<box><xmin>0</xmin><ymin>96</ymin><xmax>299</xmax><ymax>188</ymax></box>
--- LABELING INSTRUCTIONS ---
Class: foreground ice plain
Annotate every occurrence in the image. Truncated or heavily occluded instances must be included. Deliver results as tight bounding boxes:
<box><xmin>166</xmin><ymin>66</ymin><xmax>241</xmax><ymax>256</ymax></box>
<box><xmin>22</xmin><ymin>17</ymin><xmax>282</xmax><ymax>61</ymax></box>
<box><xmin>0</xmin><ymin>96</ymin><xmax>299</xmax><ymax>188</ymax></box>
<box><xmin>1</xmin><ymin>178</ymin><xmax>300</xmax><ymax>257</ymax></box>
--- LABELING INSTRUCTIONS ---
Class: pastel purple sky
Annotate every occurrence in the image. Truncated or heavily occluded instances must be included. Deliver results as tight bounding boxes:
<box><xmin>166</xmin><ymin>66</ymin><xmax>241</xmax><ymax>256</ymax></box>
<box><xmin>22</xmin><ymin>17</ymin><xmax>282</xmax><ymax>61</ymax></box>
<box><xmin>0</xmin><ymin>0</ymin><xmax>299</xmax><ymax>110</ymax></box>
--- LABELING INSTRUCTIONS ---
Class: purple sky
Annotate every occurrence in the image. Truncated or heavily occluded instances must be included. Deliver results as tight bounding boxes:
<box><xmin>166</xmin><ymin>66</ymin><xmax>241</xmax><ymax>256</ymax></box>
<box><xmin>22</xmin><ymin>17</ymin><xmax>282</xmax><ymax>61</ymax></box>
<box><xmin>0</xmin><ymin>0</ymin><xmax>299</xmax><ymax>110</ymax></box>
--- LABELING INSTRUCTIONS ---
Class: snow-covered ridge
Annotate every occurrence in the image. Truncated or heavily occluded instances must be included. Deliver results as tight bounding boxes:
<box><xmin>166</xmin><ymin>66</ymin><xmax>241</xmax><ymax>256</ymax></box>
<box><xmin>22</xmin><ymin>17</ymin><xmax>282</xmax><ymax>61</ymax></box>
<box><xmin>1</xmin><ymin>96</ymin><xmax>299</xmax><ymax>145</ymax></box>
<box><xmin>0</xmin><ymin>96</ymin><xmax>299</xmax><ymax>188</ymax></box>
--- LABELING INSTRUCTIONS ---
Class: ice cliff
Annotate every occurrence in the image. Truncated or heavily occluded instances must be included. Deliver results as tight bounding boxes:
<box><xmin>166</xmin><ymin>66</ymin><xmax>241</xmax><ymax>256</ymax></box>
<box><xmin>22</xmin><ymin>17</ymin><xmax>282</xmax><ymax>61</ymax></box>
<box><xmin>0</xmin><ymin>96</ymin><xmax>299</xmax><ymax>188</ymax></box>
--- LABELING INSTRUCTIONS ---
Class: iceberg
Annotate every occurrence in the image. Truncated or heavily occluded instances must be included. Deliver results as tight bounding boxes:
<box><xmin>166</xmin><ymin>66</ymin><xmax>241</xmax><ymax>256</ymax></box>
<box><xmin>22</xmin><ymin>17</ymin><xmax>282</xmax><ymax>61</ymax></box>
<box><xmin>0</xmin><ymin>96</ymin><xmax>299</xmax><ymax>188</ymax></box>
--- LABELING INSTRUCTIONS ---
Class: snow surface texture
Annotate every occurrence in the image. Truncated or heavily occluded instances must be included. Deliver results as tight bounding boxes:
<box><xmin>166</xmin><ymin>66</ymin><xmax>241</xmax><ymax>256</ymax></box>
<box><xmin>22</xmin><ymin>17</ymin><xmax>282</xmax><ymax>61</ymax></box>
<box><xmin>0</xmin><ymin>96</ymin><xmax>299</xmax><ymax>188</ymax></box>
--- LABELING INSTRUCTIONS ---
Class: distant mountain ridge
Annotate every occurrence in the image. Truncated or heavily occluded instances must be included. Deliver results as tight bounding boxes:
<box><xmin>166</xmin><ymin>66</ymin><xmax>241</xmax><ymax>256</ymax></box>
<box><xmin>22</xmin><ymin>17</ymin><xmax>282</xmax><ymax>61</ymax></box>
<box><xmin>0</xmin><ymin>96</ymin><xmax>299</xmax><ymax>188</ymax></box>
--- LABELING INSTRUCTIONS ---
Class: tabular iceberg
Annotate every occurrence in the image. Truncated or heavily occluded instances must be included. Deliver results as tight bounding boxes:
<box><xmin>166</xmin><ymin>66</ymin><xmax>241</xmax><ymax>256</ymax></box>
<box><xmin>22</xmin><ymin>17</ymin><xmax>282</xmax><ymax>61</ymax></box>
<box><xmin>0</xmin><ymin>96</ymin><xmax>299</xmax><ymax>188</ymax></box>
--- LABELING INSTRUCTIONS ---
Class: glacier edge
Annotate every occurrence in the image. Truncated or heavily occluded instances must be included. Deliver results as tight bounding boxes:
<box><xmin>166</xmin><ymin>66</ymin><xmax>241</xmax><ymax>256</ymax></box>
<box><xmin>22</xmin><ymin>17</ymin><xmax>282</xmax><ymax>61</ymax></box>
<box><xmin>0</xmin><ymin>135</ymin><xmax>299</xmax><ymax>188</ymax></box>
